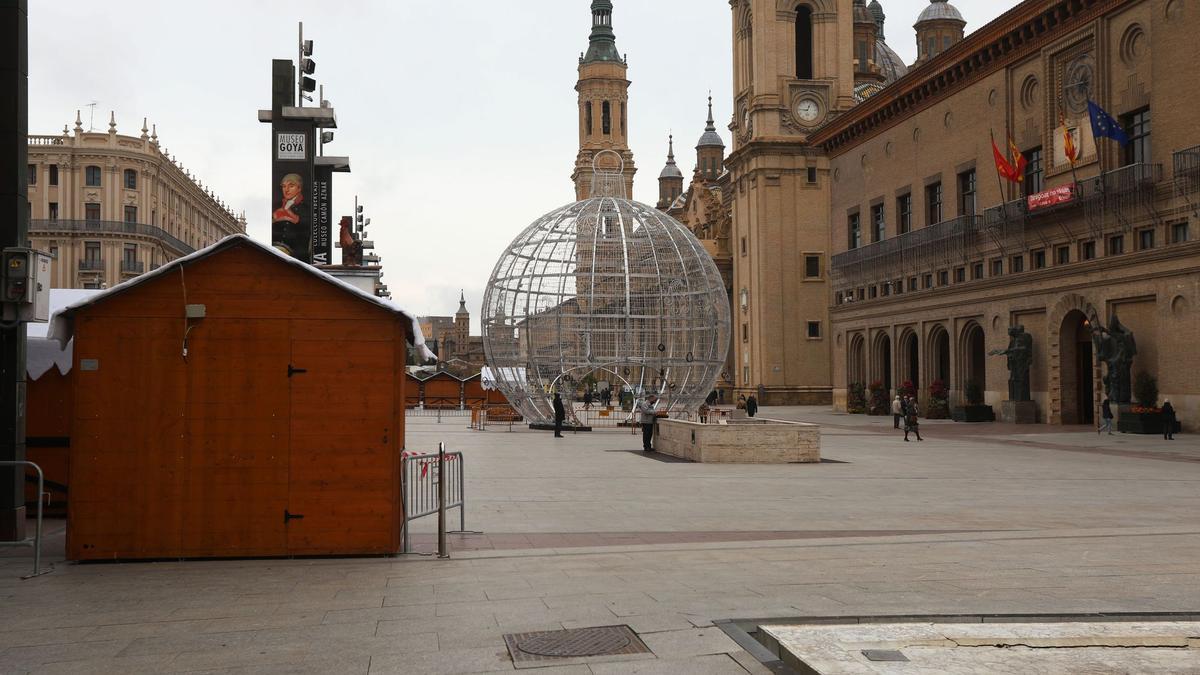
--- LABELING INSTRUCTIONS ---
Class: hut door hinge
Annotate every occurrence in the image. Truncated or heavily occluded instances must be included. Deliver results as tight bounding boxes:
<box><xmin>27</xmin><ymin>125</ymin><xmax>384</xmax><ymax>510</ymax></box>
<box><xmin>288</xmin><ymin>364</ymin><xmax>308</xmax><ymax>378</ymax></box>
<box><xmin>284</xmin><ymin>509</ymin><xmax>305</xmax><ymax>523</ymax></box>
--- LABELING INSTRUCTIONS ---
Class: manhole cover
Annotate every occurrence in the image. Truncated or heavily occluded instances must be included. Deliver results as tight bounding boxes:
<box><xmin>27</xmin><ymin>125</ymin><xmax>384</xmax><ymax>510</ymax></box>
<box><xmin>518</xmin><ymin>627</ymin><xmax>631</xmax><ymax>656</ymax></box>
<box><xmin>504</xmin><ymin>625</ymin><xmax>652</xmax><ymax>667</ymax></box>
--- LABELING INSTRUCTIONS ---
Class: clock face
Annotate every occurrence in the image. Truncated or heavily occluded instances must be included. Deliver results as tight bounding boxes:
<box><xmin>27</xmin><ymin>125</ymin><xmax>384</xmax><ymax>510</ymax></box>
<box><xmin>796</xmin><ymin>99</ymin><xmax>821</xmax><ymax>123</ymax></box>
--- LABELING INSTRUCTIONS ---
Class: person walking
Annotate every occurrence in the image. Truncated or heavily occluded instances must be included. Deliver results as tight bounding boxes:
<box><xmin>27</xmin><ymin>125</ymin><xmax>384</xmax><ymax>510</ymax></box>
<box><xmin>1099</xmin><ymin>398</ymin><xmax>1114</xmax><ymax>435</ymax></box>
<box><xmin>552</xmin><ymin>393</ymin><xmax>566</xmax><ymax>438</ymax></box>
<box><xmin>746</xmin><ymin>395</ymin><xmax>759</xmax><ymax>418</ymax></box>
<box><xmin>637</xmin><ymin>394</ymin><xmax>659</xmax><ymax>452</ymax></box>
<box><xmin>904</xmin><ymin>399</ymin><xmax>923</xmax><ymax>442</ymax></box>
<box><xmin>583</xmin><ymin>389</ymin><xmax>593</xmax><ymax>411</ymax></box>
<box><xmin>892</xmin><ymin>395</ymin><xmax>903</xmax><ymax>429</ymax></box>
<box><xmin>1162</xmin><ymin>399</ymin><xmax>1176</xmax><ymax>440</ymax></box>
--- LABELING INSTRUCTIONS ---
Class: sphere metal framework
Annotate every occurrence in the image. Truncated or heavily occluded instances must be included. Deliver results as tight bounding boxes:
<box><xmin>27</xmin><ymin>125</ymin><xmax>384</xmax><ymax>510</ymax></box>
<box><xmin>481</xmin><ymin>164</ymin><xmax>730</xmax><ymax>427</ymax></box>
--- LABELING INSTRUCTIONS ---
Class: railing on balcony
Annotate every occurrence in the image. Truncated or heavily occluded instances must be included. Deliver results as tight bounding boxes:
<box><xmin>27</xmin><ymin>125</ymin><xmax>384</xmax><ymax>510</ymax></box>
<box><xmin>29</xmin><ymin>219</ymin><xmax>195</xmax><ymax>256</ymax></box>
<box><xmin>78</xmin><ymin>259</ymin><xmax>104</xmax><ymax>272</ymax></box>
<box><xmin>831</xmin><ymin>215</ymin><xmax>981</xmax><ymax>291</ymax></box>
<box><xmin>120</xmin><ymin>260</ymin><xmax>145</xmax><ymax>274</ymax></box>
<box><xmin>28</xmin><ymin>135</ymin><xmax>66</xmax><ymax>146</ymax></box>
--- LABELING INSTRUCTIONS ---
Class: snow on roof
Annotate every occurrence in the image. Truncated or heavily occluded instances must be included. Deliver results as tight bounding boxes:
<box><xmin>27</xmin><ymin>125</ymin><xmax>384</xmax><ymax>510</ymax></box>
<box><xmin>28</xmin><ymin>337</ymin><xmax>72</xmax><ymax>380</ymax></box>
<box><xmin>46</xmin><ymin>234</ymin><xmax>435</xmax><ymax>361</ymax></box>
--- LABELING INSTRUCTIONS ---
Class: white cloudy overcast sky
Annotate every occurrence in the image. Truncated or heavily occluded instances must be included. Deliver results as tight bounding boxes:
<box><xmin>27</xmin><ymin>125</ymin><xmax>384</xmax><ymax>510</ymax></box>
<box><xmin>28</xmin><ymin>1</ymin><xmax>1013</xmax><ymax>332</ymax></box>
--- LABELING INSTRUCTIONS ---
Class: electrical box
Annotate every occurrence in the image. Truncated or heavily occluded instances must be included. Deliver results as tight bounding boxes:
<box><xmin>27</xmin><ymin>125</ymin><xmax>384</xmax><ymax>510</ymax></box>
<box><xmin>3</xmin><ymin>248</ymin><xmax>52</xmax><ymax>322</ymax></box>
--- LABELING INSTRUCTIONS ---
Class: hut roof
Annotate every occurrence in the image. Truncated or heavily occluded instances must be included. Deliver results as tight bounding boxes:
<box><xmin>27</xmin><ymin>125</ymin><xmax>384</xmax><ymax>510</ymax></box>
<box><xmin>47</xmin><ymin>234</ymin><xmax>435</xmax><ymax>361</ymax></box>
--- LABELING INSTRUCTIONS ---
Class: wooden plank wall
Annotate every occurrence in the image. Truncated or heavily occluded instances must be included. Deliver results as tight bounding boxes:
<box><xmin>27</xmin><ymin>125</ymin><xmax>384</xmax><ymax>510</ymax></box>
<box><xmin>67</xmin><ymin>244</ymin><xmax>406</xmax><ymax>560</ymax></box>
<box><xmin>26</xmin><ymin>368</ymin><xmax>73</xmax><ymax>515</ymax></box>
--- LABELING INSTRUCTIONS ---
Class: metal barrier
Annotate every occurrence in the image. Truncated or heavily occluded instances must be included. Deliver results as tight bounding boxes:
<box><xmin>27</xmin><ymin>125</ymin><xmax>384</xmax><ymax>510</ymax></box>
<box><xmin>401</xmin><ymin>444</ymin><xmax>465</xmax><ymax>555</ymax></box>
<box><xmin>0</xmin><ymin>461</ymin><xmax>50</xmax><ymax>579</ymax></box>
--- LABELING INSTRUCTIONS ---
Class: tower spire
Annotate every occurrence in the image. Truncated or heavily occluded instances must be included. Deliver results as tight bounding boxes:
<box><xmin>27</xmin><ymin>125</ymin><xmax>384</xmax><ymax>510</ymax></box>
<box><xmin>705</xmin><ymin>94</ymin><xmax>716</xmax><ymax>132</ymax></box>
<box><xmin>582</xmin><ymin>0</ymin><xmax>621</xmax><ymax>64</ymax></box>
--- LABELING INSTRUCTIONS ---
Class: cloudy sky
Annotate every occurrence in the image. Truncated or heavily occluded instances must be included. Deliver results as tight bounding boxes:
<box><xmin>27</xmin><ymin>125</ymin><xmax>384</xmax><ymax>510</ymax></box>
<box><xmin>29</xmin><ymin>0</ymin><xmax>1013</xmax><ymax>332</ymax></box>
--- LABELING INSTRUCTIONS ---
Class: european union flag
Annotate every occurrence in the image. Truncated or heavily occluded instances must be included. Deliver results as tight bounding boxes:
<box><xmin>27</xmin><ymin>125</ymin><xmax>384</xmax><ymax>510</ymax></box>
<box><xmin>1087</xmin><ymin>100</ymin><xmax>1130</xmax><ymax>146</ymax></box>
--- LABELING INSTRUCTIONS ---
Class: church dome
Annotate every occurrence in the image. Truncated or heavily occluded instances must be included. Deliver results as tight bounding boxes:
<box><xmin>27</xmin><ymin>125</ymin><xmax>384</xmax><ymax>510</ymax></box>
<box><xmin>696</xmin><ymin>96</ymin><xmax>725</xmax><ymax>149</ymax></box>
<box><xmin>852</xmin><ymin>0</ymin><xmax>874</xmax><ymax>25</ymax></box>
<box><xmin>875</xmin><ymin>37</ymin><xmax>909</xmax><ymax>84</ymax></box>
<box><xmin>916</xmin><ymin>0</ymin><xmax>964</xmax><ymax>25</ymax></box>
<box><xmin>660</xmin><ymin>164</ymin><xmax>684</xmax><ymax>180</ymax></box>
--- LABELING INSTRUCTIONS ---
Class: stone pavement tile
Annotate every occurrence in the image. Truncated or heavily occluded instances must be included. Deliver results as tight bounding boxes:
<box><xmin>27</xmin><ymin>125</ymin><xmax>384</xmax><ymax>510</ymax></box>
<box><xmin>82</xmin><ymin>619</ymin><xmax>213</xmax><ymax>643</ymax></box>
<box><xmin>637</xmin><ymin>627</ymin><xmax>743</xmax><ymax>659</ymax></box>
<box><xmin>587</xmin><ymin>653</ymin><xmax>749</xmax><ymax>674</ymax></box>
<box><xmin>375</xmin><ymin>612</ymin><xmax>500</xmax><ymax>637</ymax></box>
<box><xmin>168</xmin><ymin>602</ymin><xmax>283</xmax><ymax>621</ymax></box>
<box><xmin>0</xmin><ymin>608</ymin><xmax>177</xmax><ymax>632</ymax></box>
<box><xmin>23</xmin><ymin>653</ymin><xmax>174</xmax><ymax>675</ymax></box>
<box><xmin>165</xmin><ymin>643</ymin><xmax>314</xmax><ymax>671</ymax></box>
<box><xmin>434</xmin><ymin>597</ymin><xmax>550</xmax><ymax>618</ymax></box>
<box><xmin>199</xmin><ymin>611</ymin><xmax>325</xmax><ymax>634</ymax></box>
<box><xmin>322</xmin><ymin>603</ymin><xmax>436</xmax><ymax>625</ymax></box>
<box><xmin>180</xmin><ymin>653</ymin><xmax>371</xmax><ymax>675</ymax></box>
<box><xmin>243</xmin><ymin>621</ymin><xmax>380</xmax><ymax>645</ymax></box>
<box><xmin>0</xmin><ymin>626</ymin><xmax>98</xmax><ymax>650</ymax></box>
<box><xmin>728</xmin><ymin>649</ymin><xmax>774</xmax><ymax>675</ymax></box>
<box><xmin>0</xmin><ymin>639</ymin><xmax>132</xmax><ymax>671</ymax></box>
<box><xmin>366</xmin><ymin>646</ymin><xmax>514</xmax><ymax>674</ymax></box>
<box><xmin>116</xmin><ymin>631</ymin><xmax>258</xmax><ymax>658</ymax></box>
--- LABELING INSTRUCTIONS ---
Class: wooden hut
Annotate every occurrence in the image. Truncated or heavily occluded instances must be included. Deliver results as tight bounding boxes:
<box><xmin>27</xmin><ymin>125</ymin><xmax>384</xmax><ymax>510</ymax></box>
<box><xmin>421</xmin><ymin>372</ymin><xmax>464</xmax><ymax>410</ymax></box>
<box><xmin>462</xmin><ymin>373</ymin><xmax>488</xmax><ymax>409</ymax></box>
<box><xmin>25</xmin><ymin>338</ymin><xmax>75</xmax><ymax>516</ymax></box>
<box><xmin>404</xmin><ymin>371</ymin><xmax>426</xmax><ymax>409</ymax></box>
<box><xmin>47</xmin><ymin>235</ymin><xmax>431</xmax><ymax>560</ymax></box>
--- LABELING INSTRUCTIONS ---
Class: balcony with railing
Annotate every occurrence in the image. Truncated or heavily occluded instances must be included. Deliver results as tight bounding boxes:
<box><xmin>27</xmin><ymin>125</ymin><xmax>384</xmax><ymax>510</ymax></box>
<box><xmin>832</xmin><ymin>161</ymin><xmax>1172</xmax><ymax>303</ymax></box>
<box><xmin>831</xmin><ymin>215</ymin><xmax>982</xmax><ymax>291</ymax></box>
<box><xmin>30</xmin><ymin>219</ymin><xmax>195</xmax><ymax>256</ymax></box>
<box><xmin>120</xmin><ymin>260</ymin><xmax>145</xmax><ymax>275</ymax></box>
<box><xmin>78</xmin><ymin>259</ymin><xmax>104</xmax><ymax>272</ymax></box>
<box><xmin>28</xmin><ymin>135</ymin><xmax>66</xmax><ymax>146</ymax></box>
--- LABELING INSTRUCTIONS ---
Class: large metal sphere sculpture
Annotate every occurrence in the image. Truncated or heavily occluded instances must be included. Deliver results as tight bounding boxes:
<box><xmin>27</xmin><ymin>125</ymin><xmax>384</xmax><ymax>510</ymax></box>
<box><xmin>481</xmin><ymin>155</ymin><xmax>730</xmax><ymax>426</ymax></box>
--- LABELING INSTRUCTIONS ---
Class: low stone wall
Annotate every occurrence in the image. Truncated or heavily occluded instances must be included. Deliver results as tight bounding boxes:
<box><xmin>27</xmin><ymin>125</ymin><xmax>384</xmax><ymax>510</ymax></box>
<box><xmin>655</xmin><ymin>418</ymin><xmax>820</xmax><ymax>464</ymax></box>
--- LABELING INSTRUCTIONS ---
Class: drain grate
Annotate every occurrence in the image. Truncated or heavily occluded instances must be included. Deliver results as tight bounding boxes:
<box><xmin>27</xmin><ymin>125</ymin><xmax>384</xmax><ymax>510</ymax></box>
<box><xmin>505</xmin><ymin>625</ymin><xmax>653</xmax><ymax>668</ymax></box>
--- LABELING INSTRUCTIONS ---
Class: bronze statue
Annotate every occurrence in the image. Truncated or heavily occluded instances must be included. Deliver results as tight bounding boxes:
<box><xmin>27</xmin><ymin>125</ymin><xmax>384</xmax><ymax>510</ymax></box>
<box><xmin>990</xmin><ymin>325</ymin><xmax>1033</xmax><ymax>402</ymax></box>
<box><xmin>1089</xmin><ymin>310</ymin><xmax>1137</xmax><ymax>404</ymax></box>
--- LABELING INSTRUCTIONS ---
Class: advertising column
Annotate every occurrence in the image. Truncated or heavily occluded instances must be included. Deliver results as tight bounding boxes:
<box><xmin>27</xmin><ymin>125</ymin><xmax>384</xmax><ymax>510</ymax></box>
<box><xmin>271</xmin><ymin>122</ymin><xmax>315</xmax><ymax>262</ymax></box>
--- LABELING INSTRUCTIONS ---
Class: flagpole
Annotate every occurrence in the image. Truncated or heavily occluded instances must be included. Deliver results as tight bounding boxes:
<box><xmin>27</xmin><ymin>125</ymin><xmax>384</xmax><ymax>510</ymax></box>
<box><xmin>990</xmin><ymin>129</ymin><xmax>1007</xmax><ymax>208</ymax></box>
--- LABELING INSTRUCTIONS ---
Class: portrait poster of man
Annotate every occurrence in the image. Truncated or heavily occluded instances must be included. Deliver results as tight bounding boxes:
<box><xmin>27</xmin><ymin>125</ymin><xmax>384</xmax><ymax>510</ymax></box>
<box><xmin>271</xmin><ymin>123</ymin><xmax>314</xmax><ymax>262</ymax></box>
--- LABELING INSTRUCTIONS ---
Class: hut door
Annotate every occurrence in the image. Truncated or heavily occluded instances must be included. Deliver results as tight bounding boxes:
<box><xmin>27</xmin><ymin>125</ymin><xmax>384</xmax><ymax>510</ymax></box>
<box><xmin>286</xmin><ymin>322</ymin><xmax>398</xmax><ymax>554</ymax></box>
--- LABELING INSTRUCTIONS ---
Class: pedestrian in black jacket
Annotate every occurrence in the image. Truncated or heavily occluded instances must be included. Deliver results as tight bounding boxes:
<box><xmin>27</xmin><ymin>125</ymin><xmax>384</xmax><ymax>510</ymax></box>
<box><xmin>746</xmin><ymin>395</ymin><xmax>759</xmax><ymax>418</ymax></box>
<box><xmin>1162</xmin><ymin>399</ymin><xmax>1176</xmax><ymax>441</ymax></box>
<box><xmin>553</xmin><ymin>393</ymin><xmax>566</xmax><ymax>438</ymax></box>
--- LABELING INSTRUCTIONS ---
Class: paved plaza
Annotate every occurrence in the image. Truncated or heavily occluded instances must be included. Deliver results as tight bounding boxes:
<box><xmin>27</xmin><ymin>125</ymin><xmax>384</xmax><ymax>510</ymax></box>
<box><xmin>2</xmin><ymin>408</ymin><xmax>1200</xmax><ymax>673</ymax></box>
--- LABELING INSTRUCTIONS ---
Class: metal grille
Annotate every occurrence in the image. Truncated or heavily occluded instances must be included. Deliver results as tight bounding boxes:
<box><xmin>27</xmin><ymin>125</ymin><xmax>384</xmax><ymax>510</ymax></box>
<box><xmin>505</xmin><ymin>626</ymin><xmax>652</xmax><ymax>667</ymax></box>
<box><xmin>481</xmin><ymin>155</ymin><xmax>730</xmax><ymax>427</ymax></box>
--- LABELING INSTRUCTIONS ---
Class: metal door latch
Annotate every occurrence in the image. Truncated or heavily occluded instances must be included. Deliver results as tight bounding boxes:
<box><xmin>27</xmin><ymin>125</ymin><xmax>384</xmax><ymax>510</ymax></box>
<box><xmin>287</xmin><ymin>364</ymin><xmax>308</xmax><ymax>378</ymax></box>
<box><xmin>284</xmin><ymin>510</ymin><xmax>305</xmax><ymax>523</ymax></box>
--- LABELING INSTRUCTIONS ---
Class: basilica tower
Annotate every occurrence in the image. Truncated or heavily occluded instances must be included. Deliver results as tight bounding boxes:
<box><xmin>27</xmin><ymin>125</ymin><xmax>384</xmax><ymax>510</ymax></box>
<box><xmin>726</xmin><ymin>0</ymin><xmax>859</xmax><ymax>405</ymax></box>
<box><xmin>572</xmin><ymin>0</ymin><xmax>636</xmax><ymax>200</ymax></box>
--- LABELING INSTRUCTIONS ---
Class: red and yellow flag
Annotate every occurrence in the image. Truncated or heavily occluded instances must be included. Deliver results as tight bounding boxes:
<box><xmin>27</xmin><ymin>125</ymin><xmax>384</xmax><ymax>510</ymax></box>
<box><xmin>992</xmin><ymin>132</ymin><xmax>1027</xmax><ymax>184</ymax></box>
<box><xmin>1061</xmin><ymin>113</ymin><xmax>1078</xmax><ymax>167</ymax></box>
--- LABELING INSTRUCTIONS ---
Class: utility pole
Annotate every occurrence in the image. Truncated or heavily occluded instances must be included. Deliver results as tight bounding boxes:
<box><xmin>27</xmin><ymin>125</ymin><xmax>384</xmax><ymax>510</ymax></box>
<box><xmin>0</xmin><ymin>0</ymin><xmax>30</xmax><ymax>542</ymax></box>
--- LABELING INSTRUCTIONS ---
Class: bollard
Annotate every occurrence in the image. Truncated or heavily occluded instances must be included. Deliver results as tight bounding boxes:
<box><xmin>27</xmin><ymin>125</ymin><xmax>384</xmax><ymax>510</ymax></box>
<box><xmin>437</xmin><ymin>442</ymin><xmax>449</xmax><ymax>559</ymax></box>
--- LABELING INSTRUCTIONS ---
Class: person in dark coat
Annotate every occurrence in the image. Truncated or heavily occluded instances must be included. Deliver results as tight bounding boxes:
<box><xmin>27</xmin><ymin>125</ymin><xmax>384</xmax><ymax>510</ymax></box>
<box><xmin>904</xmin><ymin>400</ymin><xmax>923</xmax><ymax>442</ymax></box>
<box><xmin>636</xmin><ymin>394</ymin><xmax>659</xmax><ymax>452</ymax></box>
<box><xmin>1162</xmin><ymin>399</ymin><xmax>1176</xmax><ymax>440</ymax></box>
<box><xmin>552</xmin><ymin>393</ymin><xmax>566</xmax><ymax>438</ymax></box>
<box><xmin>1099</xmin><ymin>398</ymin><xmax>1114</xmax><ymax>435</ymax></box>
<box><xmin>746</xmin><ymin>395</ymin><xmax>759</xmax><ymax>418</ymax></box>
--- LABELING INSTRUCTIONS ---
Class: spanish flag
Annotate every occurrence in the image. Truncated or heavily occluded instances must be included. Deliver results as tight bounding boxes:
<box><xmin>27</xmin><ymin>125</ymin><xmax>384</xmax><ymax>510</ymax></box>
<box><xmin>991</xmin><ymin>132</ymin><xmax>1027</xmax><ymax>183</ymax></box>
<box><xmin>1060</xmin><ymin>113</ymin><xmax>1078</xmax><ymax>167</ymax></box>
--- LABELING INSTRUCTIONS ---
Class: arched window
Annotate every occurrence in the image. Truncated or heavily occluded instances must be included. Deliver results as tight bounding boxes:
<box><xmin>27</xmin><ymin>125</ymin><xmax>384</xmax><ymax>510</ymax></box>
<box><xmin>602</xmin><ymin>101</ymin><xmax>612</xmax><ymax>135</ymax></box>
<box><xmin>585</xmin><ymin>101</ymin><xmax>593</xmax><ymax>136</ymax></box>
<box><xmin>124</xmin><ymin>169</ymin><xmax>137</xmax><ymax>190</ymax></box>
<box><xmin>85</xmin><ymin>165</ymin><xmax>102</xmax><ymax>187</ymax></box>
<box><xmin>795</xmin><ymin>5</ymin><xmax>813</xmax><ymax>80</ymax></box>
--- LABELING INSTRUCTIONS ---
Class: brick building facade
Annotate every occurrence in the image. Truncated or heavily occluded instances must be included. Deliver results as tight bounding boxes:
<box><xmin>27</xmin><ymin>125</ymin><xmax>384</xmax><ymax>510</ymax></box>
<box><xmin>817</xmin><ymin>0</ymin><xmax>1198</xmax><ymax>428</ymax></box>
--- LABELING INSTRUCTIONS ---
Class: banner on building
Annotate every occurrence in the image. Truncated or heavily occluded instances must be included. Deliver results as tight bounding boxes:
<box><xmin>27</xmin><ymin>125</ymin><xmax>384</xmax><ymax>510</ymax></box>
<box><xmin>271</xmin><ymin>121</ymin><xmax>315</xmax><ymax>262</ymax></box>
<box><xmin>312</xmin><ymin>164</ymin><xmax>333</xmax><ymax>266</ymax></box>
<box><xmin>1026</xmin><ymin>184</ymin><xmax>1075</xmax><ymax>211</ymax></box>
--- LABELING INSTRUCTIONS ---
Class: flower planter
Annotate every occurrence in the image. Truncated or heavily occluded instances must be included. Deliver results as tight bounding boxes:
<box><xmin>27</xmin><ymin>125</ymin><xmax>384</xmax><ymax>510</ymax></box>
<box><xmin>1117</xmin><ymin>411</ymin><xmax>1181</xmax><ymax>435</ymax></box>
<box><xmin>952</xmin><ymin>405</ymin><xmax>996</xmax><ymax>423</ymax></box>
